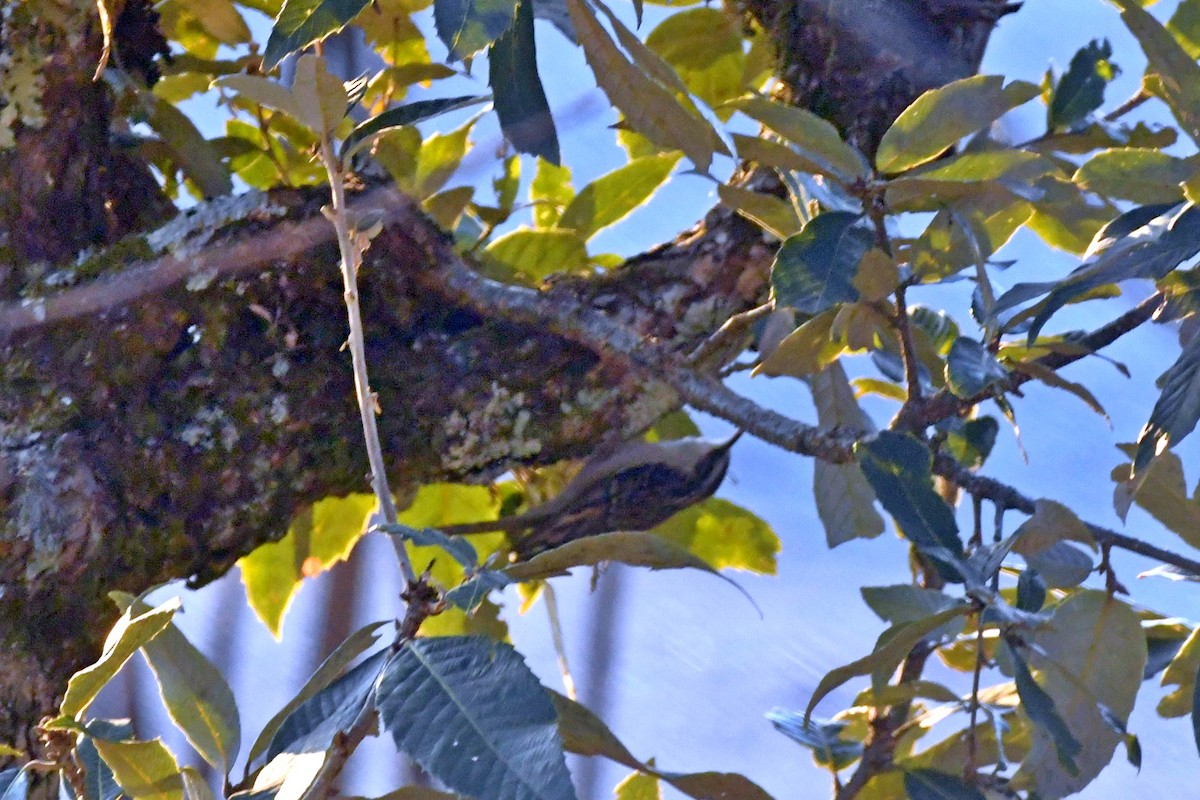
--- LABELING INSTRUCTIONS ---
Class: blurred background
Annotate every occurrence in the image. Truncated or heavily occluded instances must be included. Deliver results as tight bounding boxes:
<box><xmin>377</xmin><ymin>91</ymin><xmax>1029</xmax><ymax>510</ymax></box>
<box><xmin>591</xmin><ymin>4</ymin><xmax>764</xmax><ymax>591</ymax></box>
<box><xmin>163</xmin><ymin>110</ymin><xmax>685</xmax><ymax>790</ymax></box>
<box><xmin>94</xmin><ymin>0</ymin><xmax>1200</xmax><ymax>796</ymax></box>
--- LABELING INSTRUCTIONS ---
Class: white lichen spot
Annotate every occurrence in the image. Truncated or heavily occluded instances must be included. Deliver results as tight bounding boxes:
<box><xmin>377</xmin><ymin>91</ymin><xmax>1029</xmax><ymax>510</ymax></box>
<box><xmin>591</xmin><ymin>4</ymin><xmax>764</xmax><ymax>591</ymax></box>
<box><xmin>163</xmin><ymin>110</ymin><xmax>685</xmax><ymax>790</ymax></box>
<box><xmin>0</xmin><ymin>42</ymin><xmax>47</xmax><ymax>149</ymax></box>
<box><xmin>269</xmin><ymin>394</ymin><xmax>289</xmax><ymax>424</ymax></box>
<box><xmin>442</xmin><ymin>382</ymin><xmax>542</xmax><ymax>472</ymax></box>
<box><xmin>272</xmin><ymin>356</ymin><xmax>291</xmax><ymax>379</ymax></box>
<box><xmin>21</xmin><ymin>298</ymin><xmax>46</xmax><ymax>322</ymax></box>
<box><xmin>179</xmin><ymin>406</ymin><xmax>240</xmax><ymax>452</ymax></box>
<box><xmin>146</xmin><ymin>191</ymin><xmax>286</xmax><ymax>257</ymax></box>
<box><xmin>186</xmin><ymin>267</ymin><xmax>219</xmax><ymax>292</ymax></box>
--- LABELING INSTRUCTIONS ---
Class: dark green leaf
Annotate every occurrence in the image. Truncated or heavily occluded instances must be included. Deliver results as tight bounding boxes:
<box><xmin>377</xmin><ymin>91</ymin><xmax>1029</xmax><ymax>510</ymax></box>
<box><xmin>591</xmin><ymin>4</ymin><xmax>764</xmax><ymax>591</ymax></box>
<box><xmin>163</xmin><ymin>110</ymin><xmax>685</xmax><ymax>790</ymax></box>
<box><xmin>78</xmin><ymin>737</ymin><xmax>122</xmax><ymax>800</ymax></box>
<box><xmin>856</xmin><ymin>433</ymin><xmax>963</xmax><ymax>572</ymax></box>
<box><xmin>1135</xmin><ymin>330</ymin><xmax>1200</xmax><ymax>476</ymax></box>
<box><xmin>434</xmin><ymin>0</ymin><xmax>518</xmax><ymax>60</ymax></box>
<box><xmin>377</xmin><ymin>636</ymin><xmax>576</xmax><ymax>800</ymax></box>
<box><xmin>489</xmin><ymin>0</ymin><xmax>559</xmax><ymax>163</ymax></box>
<box><xmin>0</xmin><ymin>769</ymin><xmax>27</xmax><ymax>800</ymax></box>
<box><xmin>945</xmin><ymin>337</ymin><xmax>1008</xmax><ymax>398</ymax></box>
<box><xmin>1016</xmin><ymin>568</ymin><xmax>1047</xmax><ymax>612</ymax></box>
<box><xmin>653</xmin><ymin>772</ymin><xmax>775</xmax><ymax>800</ymax></box>
<box><xmin>377</xmin><ymin>523</ymin><xmax>479</xmax><ymax>569</ymax></box>
<box><xmin>248</xmin><ymin>621</ymin><xmax>390</xmax><ymax>768</ymax></box>
<box><xmin>804</xmin><ymin>606</ymin><xmax>968</xmax><ymax>721</ymax></box>
<box><xmin>267</xmin><ymin>649</ymin><xmax>389</xmax><ymax>760</ymax></box>
<box><xmin>1192</xmin><ymin>656</ymin><xmax>1200</xmax><ymax>757</ymax></box>
<box><xmin>771</xmin><ymin>212</ymin><xmax>870</xmax><ymax>314</ymax></box>
<box><xmin>940</xmin><ymin>416</ymin><xmax>998</xmax><ymax>469</ymax></box>
<box><xmin>341</xmin><ymin>96</ymin><xmax>490</xmax><ymax>161</ymax></box>
<box><xmin>1028</xmin><ymin>204</ymin><xmax>1200</xmax><ymax>343</ymax></box>
<box><xmin>1024</xmin><ymin>541</ymin><xmax>1094</xmax><ymax>588</ymax></box>
<box><xmin>766</xmin><ymin>709</ymin><xmax>862</xmax><ymax>769</ymax></box>
<box><xmin>903</xmin><ymin>769</ymin><xmax>985</xmax><ymax>800</ymax></box>
<box><xmin>860</xmin><ymin>585</ymin><xmax>962</xmax><ymax>625</ymax></box>
<box><xmin>1007</xmin><ymin>641</ymin><xmax>1082</xmax><ymax>775</ymax></box>
<box><xmin>1049</xmin><ymin>39</ymin><xmax>1118</xmax><ymax>131</ymax></box>
<box><xmin>263</xmin><ymin>0</ymin><xmax>370</xmax><ymax>71</ymax></box>
<box><xmin>444</xmin><ymin>570</ymin><xmax>512</xmax><ymax>610</ymax></box>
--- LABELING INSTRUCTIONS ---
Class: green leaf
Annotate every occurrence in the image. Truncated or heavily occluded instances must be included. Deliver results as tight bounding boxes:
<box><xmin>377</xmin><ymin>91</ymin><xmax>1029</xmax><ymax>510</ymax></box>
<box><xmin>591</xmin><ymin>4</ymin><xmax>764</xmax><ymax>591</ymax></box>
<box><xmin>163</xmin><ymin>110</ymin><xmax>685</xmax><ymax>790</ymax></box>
<box><xmin>1073</xmin><ymin>148</ymin><xmax>1192</xmax><ymax>204</ymax></box>
<box><xmin>1135</xmin><ymin>329</ymin><xmax>1200</xmax><ymax>476</ymax></box>
<box><xmin>91</xmin><ymin>739</ymin><xmax>184</xmax><ymax>800</ymax></box>
<box><xmin>771</xmin><ymin>212</ymin><xmax>871</xmax><ymax>314</ymax></box>
<box><xmin>145</xmin><ymin>96</ymin><xmax>233</xmax><ymax>198</ymax></box>
<box><xmin>717</xmin><ymin>183</ymin><xmax>804</xmax><ymax>240</ymax></box>
<box><xmin>1007</xmin><ymin>642</ymin><xmax>1082</xmax><ymax>777</ymax></box>
<box><xmin>652</xmin><ymin>497</ymin><xmax>779</xmax><ymax>574</ymax></box>
<box><xmin>263</xmin><ymin>0</ymin><xmax>370</xmax><ymax>71</ymax></box>
<box><xmin>804</xmin><ymin>605</ymin><xmax>968</xmax><ymax>721</ymax></box>
<box><xmin>443</xmin><ymin>570</ymin><xmax>512</xmax><ymax>611</ymax></box>
<box><xmin>903</xmin><ymin>770</ymin><xmax>985</xmax><ymax>800</ymax></box>
<box><xmin>644</xmin><ymin>8</ymin><xmax>745</xmax><ymax>111</ymax></box>
<box><xmin>531</xmin><ymin>159</ymin><xmax>574</xmax><ymax>228</ymax></box>
<box><xmin>376</xmin><ymin>523</ymin><xmax>479</xmax><ymax>569</ymax></box>
<box><xmin>179</xmin><ymin>768</ymin><xmax>214</xmax><ymax>800</ymax></box>
<box><xmin>248</xmin><ymin>621</ymin><xmax>389</xmax><ymax>768</ymax></box>
<box><xmin>1111</xmin><ymin>450</ymin><xmax>1200</xmax><ymax>548</ymax></box>
<box><xmin>267</xmin><ymin>649</ymin><xmax>390</xmax><ymax>761</ymax></box>
<box><xmin>434</xmin><ymin>0</ymin><xmax>519</xmax><ymax>60</ymax></box>
<box><xmin>728</xmin><ymin>96</ymin><xmax>870</xmax><ymax>183</ymax></box>
<box><xmin>1011</xmin><ymin>499</ymin><xmax>1096</xmax><ymax>556</ymax></box>
<box><xmin>1049</xmin><ymin>39</ymin><xmax>1119</xmax><ymax>131</ymax></box>
<box><xmin>875</xmin><ymin>75</ymin><xmax>1040</xmax><ymax>174</ymax></box>
<box><xmin>484</xmin><ymin>227</ymin><xmax>590</xmax><ymax>279</ymax></box>
<box><xmin>213</xmin><ymin>73</ymin><xmax>307</xmax><ymax>123</ymax></box>
<box><xmin>289</xmin><ymin>54</ymin><xmax>349</xmax><ymax>135</ymax></box>
<box><xmin>1023</xmin><ymin>542</ymin><xmax>1094</xmax><ymax>589</ymax></box>
<box><xmin>1115</xmin><ymin>0</ymin><xmax>1200</xmax><ymax>144</ymax></box>
<box><xmin>238</xmin><ymin>493</ymin><xmax>375</xmax><ymax>638</ymax></box>
<box><xmin>490</xmin><ymin>0</ymin><xmax>559</xmax><ymax>163</ymax></box>
<box><xmin>504</xmin><ymin>531</ymin><xmax>723</xmax><ymax>581</ymax></box>
<box><xmin>614</xmin><ymin>771</ymin><xmax>661</xmax><ymax>800</ymax></box>
<box><xmin>341</xmin><ymin>96</ymin><xmax>490</xmax><ymax>161</ymax></box>
<box><xmin>567</xmin><ymin>0</ymin><xmax>726</xmax><ymax>172</ymax></box>
<box><xmin>557</xmin><ymin>154</ymin><xmax>679</xmax><ymax>241</ymax></box>
<box><xmin>1013</xmin><ymin>591</ymin><xmax>1146</xmax><ymax>796</ymax></box>
<box><xmin>753</xmin><ymin>308</ymin><xmax>844</xmax><ymax>378</ymax></box>
<box><xmin>61</xmin><ymin>598</ymin><xmax>180</xmax><ymax>718</ymax></box>
<box><xmin>766</xmin><ymin>709</ymin><xmax>863</xmax><ymax>770</ymax></box>
<box><xmin>110</xmin><ymin>594</ymin><xmax>240</xmax><ymax>772</ymax></box>
<box><xmin>550</xmin><ymin>690</ymin><xmax>641</xmax><ymax>770</ymax></box>
<box><xmin>856</xmin><ymin>433</ymin><xmax>963</xmax><ymax>565</ymax></box>
<box><xmin>413</xmin><ymin>117</ymin><xmax>480</xmax><ymax>198</ymax></box>
<box><xmin>160</xmin><ymin>0</ymin><xmax>252</xmax><ymax>46</ymax></box>
<box><xmin>809</xmin><ymin>362</ymin><xmax>884</xmax><ymax>547</ymax></box>
<box><xmin>860</xmin><ymin>585</ymin><xmax>962</xmax><ymax>625</ymax></box>
<box><xmin>376</xmin><ymin>636</ymin><xmax>576</xmax><ymax>800</ymax></box>
<box><xmin>944</xmin><ymin>337</ymin><xmax>1008</xmax><ymax>398</ymax></box>
<box><xmin>1159</xmin><ymin>625</ymin><xmax>1200</xmax><ymax>717</ymax></box>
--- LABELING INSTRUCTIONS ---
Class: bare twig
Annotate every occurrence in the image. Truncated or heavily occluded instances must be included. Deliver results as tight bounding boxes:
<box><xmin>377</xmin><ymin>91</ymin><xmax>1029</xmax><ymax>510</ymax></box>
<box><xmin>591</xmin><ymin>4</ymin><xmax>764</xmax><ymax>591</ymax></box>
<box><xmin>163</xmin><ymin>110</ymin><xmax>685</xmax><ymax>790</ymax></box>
<box><xmin>687</xmin><ymin>302</ymin><xmax>773</xmax><ymax>368</ymax></box>
<box><xmin>317</xmin><ymin>141</ymin><xmax>417</xmax><ymax>587</ymax></box>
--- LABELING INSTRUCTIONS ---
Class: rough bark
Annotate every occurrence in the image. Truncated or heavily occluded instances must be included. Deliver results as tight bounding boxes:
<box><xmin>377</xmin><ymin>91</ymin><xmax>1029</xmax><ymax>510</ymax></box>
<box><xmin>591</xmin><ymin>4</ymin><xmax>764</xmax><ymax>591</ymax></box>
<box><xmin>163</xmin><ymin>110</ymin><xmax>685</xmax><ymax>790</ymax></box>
<box><xmin>0</xmin><ymin>0</ymin><xmax>1010</xmax><ymax>751</ymax></box>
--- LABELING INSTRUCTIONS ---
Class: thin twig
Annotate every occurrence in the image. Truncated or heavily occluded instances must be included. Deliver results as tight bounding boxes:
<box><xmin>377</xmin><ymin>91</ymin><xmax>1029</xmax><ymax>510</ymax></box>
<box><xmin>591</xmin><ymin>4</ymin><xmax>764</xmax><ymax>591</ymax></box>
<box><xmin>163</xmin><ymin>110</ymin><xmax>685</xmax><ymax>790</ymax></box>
<box><xmin>687</xmin><ymin>302</ymin><xmax>773</xmax><ymax>368</ymax></box>
<box><xmin>317</xmin><ymin>143</ymin><xmax>417</xmax><ymax>587</ymax></box>
<box><xmin>1104</xmin><ymin>89</ymin><xmax>1151</xmax><ymax>122</ymax></box>
<box><xmin>965</xmin><ymin>611</ymin><xmax>986</xmax><ymax>779</ymax></box>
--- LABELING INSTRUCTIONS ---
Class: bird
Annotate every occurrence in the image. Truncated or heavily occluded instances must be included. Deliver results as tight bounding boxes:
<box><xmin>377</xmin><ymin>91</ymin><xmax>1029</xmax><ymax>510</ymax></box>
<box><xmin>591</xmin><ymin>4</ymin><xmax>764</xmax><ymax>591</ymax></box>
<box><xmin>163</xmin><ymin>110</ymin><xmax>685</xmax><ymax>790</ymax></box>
<box><xmin>438</xmin><ymin>431</ymin><xmax>743</xmax><ymax>559</ymax></box>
